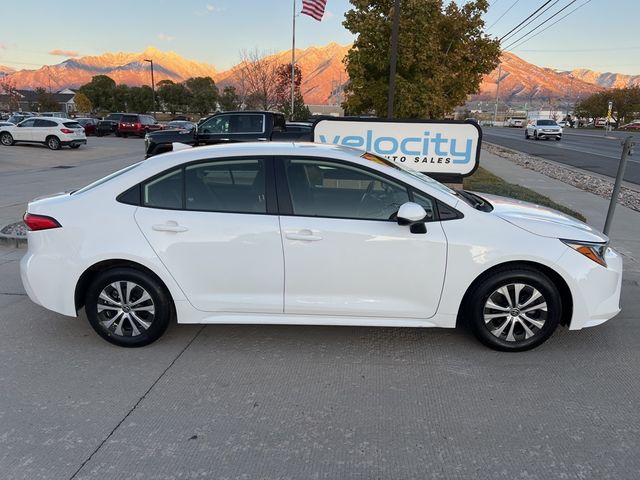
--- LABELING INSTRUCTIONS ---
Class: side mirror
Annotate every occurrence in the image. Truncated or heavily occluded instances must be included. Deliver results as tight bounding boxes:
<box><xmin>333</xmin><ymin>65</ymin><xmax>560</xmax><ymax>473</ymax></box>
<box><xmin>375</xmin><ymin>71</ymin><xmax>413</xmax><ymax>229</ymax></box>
<box><xmin>397</xmin><ymin>202</ymin><xmax>428</xmax><ymax>234</ymax></box>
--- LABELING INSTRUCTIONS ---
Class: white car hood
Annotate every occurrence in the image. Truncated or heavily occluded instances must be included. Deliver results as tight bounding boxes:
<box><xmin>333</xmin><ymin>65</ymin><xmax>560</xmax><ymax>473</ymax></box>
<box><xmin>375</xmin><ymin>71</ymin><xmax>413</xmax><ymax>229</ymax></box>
<box><xmin>474</xmin><ymin>192</ymin><xmax>608</xmax><ymax>243</ymax></box>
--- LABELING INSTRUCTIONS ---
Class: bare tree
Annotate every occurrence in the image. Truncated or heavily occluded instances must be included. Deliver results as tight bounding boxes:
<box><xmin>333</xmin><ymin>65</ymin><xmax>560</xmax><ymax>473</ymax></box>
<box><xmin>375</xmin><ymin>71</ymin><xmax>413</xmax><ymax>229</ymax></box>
<box><xmin>237</xmin><ymin>49</ymin><xmax>280</xmax><ymax>110</ymax></box>
<box><xmin>0</xmin><ymin>78</ymin><xmax>20</xmax><ymax>111</ymax></box>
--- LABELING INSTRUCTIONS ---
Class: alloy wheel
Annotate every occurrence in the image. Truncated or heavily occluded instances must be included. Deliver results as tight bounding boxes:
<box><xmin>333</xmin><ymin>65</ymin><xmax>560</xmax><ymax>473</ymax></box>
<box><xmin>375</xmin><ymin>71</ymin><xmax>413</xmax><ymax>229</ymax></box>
<box><xmin>96</xmin><ymin>281</ymin><xmax>155</xmax><ymax>337</ymax></box>
<box><xmin>483</xmin><ymin>283</ymin><xmax>547</xmax><ymax>343</ymax></box>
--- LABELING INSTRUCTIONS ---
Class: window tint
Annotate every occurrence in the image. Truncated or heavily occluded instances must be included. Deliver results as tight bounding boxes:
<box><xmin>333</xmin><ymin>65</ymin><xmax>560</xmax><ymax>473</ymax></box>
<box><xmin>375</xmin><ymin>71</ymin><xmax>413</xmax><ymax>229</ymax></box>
<box><xmin>143</xmin><ymin>169</ymin><xmax>183</xmax><ymax>209</ymax></box>
<box><xmin>185</xmin><ymin>159</ymin><xmax>266</xmax><ymax>213</ymax></box>
<box><xmin>285</xmin><ymin>159</ymin><xmax>410</xmax><ymax>220</ymax></box>
<box><xmin>200</xmin><ymin>115</ymin><xmax>230</xmax><ymax>134</ymax></box>
<box><xmin>230</xmin><ymin>114</ymin><xmax>264</xmax><ymax>133</ymax></box>
<box><xmin>34</xmin><ymin>119</ymin><xmax>57</xmax><ymax>127</ymax></box>
<box><xmin>106</xmin><ymin>114</ymin><xmax>123</xmax><ymax>121</ymax></box>
<box><xmin>537</xmin><ymin>120</ymin><xmax>556</xmax><ymax>126</ymax></box>
<box><xmin>63</xmin><ymin>121</ymin><xmax>82</xmax><ymax>129</ymax></box>
<box><xmin>412</xmin><ymin>191</ymin><xmax>436</xmax><ymax>221</ymax></box>
<box><xmin>19</xmin><ymin>119</ymin><xmax>36</xmax><ymax>128</ymax></box>
<box><xmin>121</xmin><ymin>115</ymin><xmax>137</xmax><ymax>123</ymax></box>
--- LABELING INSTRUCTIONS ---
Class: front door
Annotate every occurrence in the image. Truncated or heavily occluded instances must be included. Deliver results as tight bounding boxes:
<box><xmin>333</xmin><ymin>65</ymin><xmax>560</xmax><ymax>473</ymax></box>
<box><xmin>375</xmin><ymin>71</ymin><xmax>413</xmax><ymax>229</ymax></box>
<box><xmin>134</xmin><ymin>157</ymin><xmax>284</xmax><ymax>313</ymax></box>
<box><xmin>197</xmin><ymin>113</ymin><xmax>267</xmax><ymax>145</ymax></box>
<box><xmin>13</xmin><ymin>118</ymin><xmax>36</xmax><ymax>141</ymax></box>
<box><xmin>278</xmin><ymin>157</ymin><xmax>447</xmax><ymax>319</ymax></box>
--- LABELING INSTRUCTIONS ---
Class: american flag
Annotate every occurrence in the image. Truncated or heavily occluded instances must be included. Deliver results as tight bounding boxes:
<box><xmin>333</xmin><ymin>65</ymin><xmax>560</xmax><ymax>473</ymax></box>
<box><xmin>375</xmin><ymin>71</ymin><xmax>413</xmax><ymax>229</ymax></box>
<box><xmin>301</xmin><ymin>0</ymin><xmax>327</xmax><ymax>21</ymax></box>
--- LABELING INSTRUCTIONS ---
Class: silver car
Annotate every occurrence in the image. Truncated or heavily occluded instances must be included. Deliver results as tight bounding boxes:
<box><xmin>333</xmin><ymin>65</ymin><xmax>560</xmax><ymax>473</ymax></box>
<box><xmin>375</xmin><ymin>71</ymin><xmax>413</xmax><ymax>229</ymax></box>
<box><xmin>525</xmin><ymin>119</ymin><xmax>562</xmax><ymax>141</ymax></box>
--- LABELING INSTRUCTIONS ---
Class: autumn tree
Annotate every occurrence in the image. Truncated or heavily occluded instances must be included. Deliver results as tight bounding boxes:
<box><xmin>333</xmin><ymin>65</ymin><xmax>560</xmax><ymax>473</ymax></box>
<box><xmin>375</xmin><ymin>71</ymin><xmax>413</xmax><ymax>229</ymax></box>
<box><xmin>74</xmin><ymin>92</ymin><xmax>92</xmax><ymax>113</ymax></box>
<box><xmin>78</xmin><ymin>75</ymin><xmax>116</xmax><ymax>111</ymax></box>
<box><xmin>184</xmin><ymin>77</ymin><xmax>218</xmax><ymax>116</ymax></box>
<box><xmin>237</xmin><ymin>49</ymin><xmax>280</xmax><ymax>110</ymax></box>
<box><xmin>157</xmin><ymin>80</ymin><xmax>191</xmax><ymax>115</ymax></box>
<box><xmin>219</xmin><ymin>85</ymin><xmax>241</xmax><ymax>111</ymax></box>
<box><xmin>0</xmin><ymin>78</ymin><xmax>20</xmax><ymax>111</ymax></box>
<box><xmin>575</xmin><ymin>87</ymin><xmax>640</xmax><ymax>125</ymax></box>
<box><xmin>35</xmin><ymin>87</ymin><xmax>59</xmax><ymax>111</ymax></box>
<box><xmin>274</xmin><ymin>63</ymin><xmax>311</xmax><ymax>120</ymax></box>
<box><xmin>342</xmin><ymin>0</ymin><xmax>500</xmax><ymax>118</ymax></box>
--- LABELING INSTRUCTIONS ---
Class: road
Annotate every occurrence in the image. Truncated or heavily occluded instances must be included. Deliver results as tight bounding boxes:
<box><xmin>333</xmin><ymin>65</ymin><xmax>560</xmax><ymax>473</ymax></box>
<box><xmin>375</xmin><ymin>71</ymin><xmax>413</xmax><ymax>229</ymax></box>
<box><xmin>482</xmin><ymin>127</ymin><xmax>640</xmax><ymax>185</ymax></box>
<box><xmin>1</xmin><ymin>136</ymin><xmax>640</xmax><ymax>479</ymax></box>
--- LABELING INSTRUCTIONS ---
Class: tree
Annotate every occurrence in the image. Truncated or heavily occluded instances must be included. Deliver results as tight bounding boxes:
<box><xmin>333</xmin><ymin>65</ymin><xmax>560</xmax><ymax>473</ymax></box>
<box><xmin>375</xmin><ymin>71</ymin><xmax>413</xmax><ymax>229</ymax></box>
<box><xmin>274</xmin><ymin>63</ymin><xmax>311</xmax><ymax>120</ymax></box>
<box><xmin>157</xmin><ymin>80</ymin><xmax>191</xmax><ymax>115</ymax></box>
<box><xmin>128</xmin><ymin>86</ymin><xmax>153</xmax><ymax>113</ymax></box>
<box><xmin>78</xmin><ymin>75</ymin><xmax>116</xmax><ymax>111</ymax></box>
<box><xmin>342</xmin><ymin>0</ymin><xmax>500</xmax><ymax>118</ymax></box>
<box><xmin>219</xmin><ymin>85</ymin><xmax>240</xmax><ymax>111</ymax></box>
<box><xmin>35</xmin><ymin>87</ymin><xmax>59</xmax><ymax>112</ymax></box>
<box><xmin>575</xmin><ymin>87</ymin><xmax>640</xmax><ymax>125</ymax></box>
<box><xmin>74</xmin><ymin>92</ymin><xmax>92</xmax><ymax>113</ymax></box>
<box><xmin>184</xmin><ymin>77</ymin><xmax>219</xmax><ymax>116</ymax></box>
<box><xmin>237</xmin><ymin>49</ymin><xmax>280</xmax><ymax>110</ymax></box>
<box><xmin>112</xmin><ymin>84</ymin><xmax>130</xmax><ymax>112</ymax></box>
<box><xmin>0</xmin><ymin>78</ymin><xmax>20</xmax><ymax>111</ymax></box>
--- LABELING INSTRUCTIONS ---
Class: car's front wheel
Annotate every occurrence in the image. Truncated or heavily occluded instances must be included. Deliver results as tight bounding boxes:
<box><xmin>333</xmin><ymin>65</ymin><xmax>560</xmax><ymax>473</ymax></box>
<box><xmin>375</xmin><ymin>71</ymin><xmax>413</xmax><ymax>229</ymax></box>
<box><xmin>0</xmin><ymin>132</ymin><xmax>14</xmax><ymax>146</ymax></box>
<box><xmin>85</xmin><ymin>267</ymin><xmax>172</xmax><ymax>347</ymax></box>
<box><xmin>525</xmin><ymin>130</ymin><xmax>530</xmax><ymax>139</ymax></box>
<box><xmin>46</xmin><ymin>136</ymin><xmax>61</xmax><ymax>150</ymax></box>
<box><xmin>466</xmin><ymin>266</ymin><xmax>561</xmax><ymax>351</ymax></box>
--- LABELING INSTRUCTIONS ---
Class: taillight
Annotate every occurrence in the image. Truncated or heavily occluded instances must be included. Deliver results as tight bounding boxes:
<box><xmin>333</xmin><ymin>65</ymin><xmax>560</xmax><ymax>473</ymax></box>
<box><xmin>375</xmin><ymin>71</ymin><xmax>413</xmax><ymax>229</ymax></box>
<box><xmin>23</xmin><ymin>213</ymin><xmax>61</xmax><ymax>231</ymax></box>
<box><xmin>135</xmin><ymin>122</ymin><xmax>142</xmax><ymax>129</ymax></box>
<box><xmin>60</xmin><ymin>128</ymin><xmax>74</xmax><ymax>134</ymax></box>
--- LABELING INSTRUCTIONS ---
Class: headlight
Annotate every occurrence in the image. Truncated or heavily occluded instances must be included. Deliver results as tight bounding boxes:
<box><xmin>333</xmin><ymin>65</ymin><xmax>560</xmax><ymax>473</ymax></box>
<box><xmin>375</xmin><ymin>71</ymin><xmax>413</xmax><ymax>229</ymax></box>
<box><xmin>561</xmin><ymin>239</ymin><xmax>608</xmax><ymax>267</ymax></box>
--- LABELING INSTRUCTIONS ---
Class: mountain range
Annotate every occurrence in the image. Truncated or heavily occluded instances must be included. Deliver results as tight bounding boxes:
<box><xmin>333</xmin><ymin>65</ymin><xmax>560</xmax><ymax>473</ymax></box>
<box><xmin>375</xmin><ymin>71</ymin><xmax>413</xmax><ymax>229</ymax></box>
<box><xmin>0</xmin><ymin>44</ymin><xmax>637</xmax><ymax>105</ymax></box>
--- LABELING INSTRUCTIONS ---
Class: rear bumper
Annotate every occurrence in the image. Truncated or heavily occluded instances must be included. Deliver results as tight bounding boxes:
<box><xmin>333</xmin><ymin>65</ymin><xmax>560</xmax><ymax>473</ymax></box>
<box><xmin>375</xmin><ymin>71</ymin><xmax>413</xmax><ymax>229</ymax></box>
<box><xmin>61</xmin><ymin>139</ymin><xmax>86</xmax><ymax>146</ymax></box>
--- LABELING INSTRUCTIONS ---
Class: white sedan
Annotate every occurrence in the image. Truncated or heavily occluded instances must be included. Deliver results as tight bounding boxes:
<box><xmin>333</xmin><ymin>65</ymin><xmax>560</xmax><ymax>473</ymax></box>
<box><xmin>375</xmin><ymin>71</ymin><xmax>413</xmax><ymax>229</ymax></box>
<box><xmin>0</xmin><ymin>116</ymin><xmax>86</xmax><ymax>150</ymax></box>
<box><xmin>20</xmin><ymin>143</ymin><xmax>622</xmax><ymax>351</ymax></box>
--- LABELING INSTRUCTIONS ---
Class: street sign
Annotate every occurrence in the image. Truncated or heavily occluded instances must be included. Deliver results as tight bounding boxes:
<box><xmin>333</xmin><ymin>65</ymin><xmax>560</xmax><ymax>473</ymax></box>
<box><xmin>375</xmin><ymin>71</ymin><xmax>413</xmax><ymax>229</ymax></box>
<box><xmin>312</xmin><ymin>118</ymin><xmax>482</xmax><ymax>177</ymax></box>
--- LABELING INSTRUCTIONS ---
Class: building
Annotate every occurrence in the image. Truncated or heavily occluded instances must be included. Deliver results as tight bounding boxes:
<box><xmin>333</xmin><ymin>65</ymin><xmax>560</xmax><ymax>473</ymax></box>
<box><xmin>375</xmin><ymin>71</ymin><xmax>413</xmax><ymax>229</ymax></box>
<box><xmin>0</xmin><ymin>88</ymin><xmax>77</xmax><ymax>113</ymax></box>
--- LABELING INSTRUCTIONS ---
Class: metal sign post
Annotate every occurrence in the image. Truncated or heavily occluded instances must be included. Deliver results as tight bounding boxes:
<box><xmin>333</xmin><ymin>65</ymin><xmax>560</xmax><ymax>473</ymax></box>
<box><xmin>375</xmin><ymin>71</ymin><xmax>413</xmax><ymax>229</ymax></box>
<box><xmin>604</xmin><ymin>136</ymin><xmax>635</xmax><ymax>235</ymax></box>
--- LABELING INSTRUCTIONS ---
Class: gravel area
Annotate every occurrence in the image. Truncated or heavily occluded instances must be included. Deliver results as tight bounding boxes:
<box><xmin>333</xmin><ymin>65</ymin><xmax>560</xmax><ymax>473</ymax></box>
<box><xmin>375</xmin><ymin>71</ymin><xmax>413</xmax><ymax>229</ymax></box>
<box><xmin>483</xmin><ymin>142</ymin><xmax>640</xmax><ymax>213</ymax></box>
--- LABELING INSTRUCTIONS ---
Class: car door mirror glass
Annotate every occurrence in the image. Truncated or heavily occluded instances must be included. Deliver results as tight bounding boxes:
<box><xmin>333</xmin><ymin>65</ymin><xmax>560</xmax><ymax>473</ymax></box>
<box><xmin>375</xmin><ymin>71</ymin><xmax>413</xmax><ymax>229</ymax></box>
<box><xmin>397</xmin><ymin>202</ymin><xmax>427</xmax><ymax>225</ymax></box>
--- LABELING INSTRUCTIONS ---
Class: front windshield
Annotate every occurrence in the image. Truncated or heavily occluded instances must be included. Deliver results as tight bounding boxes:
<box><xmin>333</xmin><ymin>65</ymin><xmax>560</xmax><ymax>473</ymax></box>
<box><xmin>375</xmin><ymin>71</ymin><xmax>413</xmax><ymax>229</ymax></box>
<box><xmin>537</xmin><ymin>120</ymin><xmax>557</xmax><ymax>126</ymax></box>
<box><xmin>360</xmin><ymin>152</ymin><xmax>458</xmax><ymax>197</ymax></box>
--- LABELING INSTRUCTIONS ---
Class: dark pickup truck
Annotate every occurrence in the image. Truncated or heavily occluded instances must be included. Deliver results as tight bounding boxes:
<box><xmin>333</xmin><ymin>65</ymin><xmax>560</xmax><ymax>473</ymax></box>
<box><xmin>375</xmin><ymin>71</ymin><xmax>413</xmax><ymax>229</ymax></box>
<box><xmin>144</xmin><ymin>111</ymin><xmax>312</xmax><ymax>157</ymax></box>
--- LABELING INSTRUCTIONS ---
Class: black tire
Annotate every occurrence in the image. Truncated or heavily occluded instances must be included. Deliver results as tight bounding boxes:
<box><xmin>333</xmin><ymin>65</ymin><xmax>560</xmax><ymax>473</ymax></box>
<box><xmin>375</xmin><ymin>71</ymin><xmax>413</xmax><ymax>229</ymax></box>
<box><xmin>0</xmin><ymin>132</ymin><xmax>14</xmax><ymax>146</ymax></box>
<box><xmin>115</xmin><ymin>131</ymin><xmax>121</xmax><ymax>137</ymax></box>
<box><xmin>555</xmin><ymin>137</ymin><xmax>561</xmax><ymax>141</ymax></box>
<box><xmin>464</xmin><ymin>266</ymin><xmax>561</xmax><ymax>352</ymax></box>
<box><xmin>533</xmin><ymin>131</ymin><xmax>539</xmax><ymax>140</ymax></box>
<box><xmin>122</xmin><ymin>133</ymin><xmax>128</xmax><ymax>138</ymax></box>
<box><xmin>85</xmin><ymin>267</ymin><xmax>172</xmax><ymax>347</ymax></box>
<box><xmin>70</xmin><ymin>144</ymin><xmax>81</xmax><ymax>149</ymax></box>
<box><xmin>525</xmin><ymin>130</ymin><xmax>530</xmax><ymax>139</ymax></box>
<box><xmin>46</xmin><ymin>136</ymin><xmax>61</xmax><ymax>150</ymax></box>
<box><xmin>96</xmin><ymin>131</ymin><xmax>103</xmax><ymax>137</ymax></box>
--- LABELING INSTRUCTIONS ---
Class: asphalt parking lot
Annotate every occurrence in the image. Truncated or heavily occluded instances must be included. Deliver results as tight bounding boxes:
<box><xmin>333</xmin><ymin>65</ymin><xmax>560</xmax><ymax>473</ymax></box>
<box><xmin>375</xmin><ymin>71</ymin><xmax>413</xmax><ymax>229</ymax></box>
<box><xmin>1</xmin><ymin>138</ymin><xmax>640</xmax><ymax>479</ymax></box>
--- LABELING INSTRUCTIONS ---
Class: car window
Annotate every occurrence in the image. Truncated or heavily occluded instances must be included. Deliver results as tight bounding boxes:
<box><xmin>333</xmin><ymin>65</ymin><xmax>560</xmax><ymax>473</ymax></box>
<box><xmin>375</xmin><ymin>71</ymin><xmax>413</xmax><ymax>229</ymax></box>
<box><xmin>199</xmin><ymin>115</ymin><xmax>230</xmax><ymax>134</ymax></box>
<box><xmin>143</xmin><ymin>169</ymin><xmax>183</xmax><ymax>209</ymax></box>
<box><xmin>106</xmin><ymin>114</ymin><xmax>123</xmax><ymax>121</ymax></box>
<box><xmin>63</xmin><ymin>121</ymin><xmax>82</xmax><ymax>129</ymax></box>
<box><xmin>537</xmin><ymin>120</ymin><xmax>556</xmax><ymax>126</ymax></box>
<box><xmin>412</xmin><ymin>191</ymin><xmax>436</xmax><ymax>221</ymax></box>
<box><xmin>34</xmin><ymin>119</ymin><xmax>57</xmax><ymax>127</ymax></box>
<box><xmin>285</xmin><ymin>158</ymin><xmax>410</xmax><ymax>220</ymax></box>
<box><xmin>121</xmin><ymin>115</ymin><xmax>137</xmax><ymax>123</ymax></box>
<box><xmin>229</xmin><ymin>114</ymin><xmax>264</xmax><ymax>133</ymax></box>
<box><xmin>18</xmin><ymin>119</ymin><xmax>36</xmax><ymax>128</ymax></box>
<box><xmin>185</xmin><ymin>159</ymin><xmax>266</xmax><ymax>213</ymax></box>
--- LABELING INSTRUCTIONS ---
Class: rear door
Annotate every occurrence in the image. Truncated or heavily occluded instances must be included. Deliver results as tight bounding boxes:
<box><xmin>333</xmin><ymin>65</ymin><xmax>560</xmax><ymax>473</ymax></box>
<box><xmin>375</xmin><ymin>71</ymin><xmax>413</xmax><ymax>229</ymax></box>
<box><xmin>198</xmin><ymin>113</ymin><xmax>267</xmax><ymax>145</ymax></box>
<box><xmin>33</xmin><ymin>119</ymin><xmax>59</xmax><ymax>142</ymax></box>
<box><xmin>134</xmin><ymin>156</ymin><xmax>284</xmax><ymax>313</ymax></box>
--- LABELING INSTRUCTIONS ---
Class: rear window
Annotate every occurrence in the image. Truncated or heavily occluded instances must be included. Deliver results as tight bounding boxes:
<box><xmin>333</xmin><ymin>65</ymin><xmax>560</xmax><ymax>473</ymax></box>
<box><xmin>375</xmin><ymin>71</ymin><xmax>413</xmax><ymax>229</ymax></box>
<box><xmin>106</xmin><ymin>114</ymin><xmax>123</xmax><ymax>121</ymax></box>
<box><xmin>63</xmin><ymin>122</ymin><xmax>82</xmax><ymax>129</ymax></box>
<box><xmin>73</xmin><ymin>162</ymin><xmax>142</xmax><ymax>195</ymax></box>
<box><xmin>121</xmin><ymin>115</ymin><xmax>138</xmax><ymax>123</ymax></box>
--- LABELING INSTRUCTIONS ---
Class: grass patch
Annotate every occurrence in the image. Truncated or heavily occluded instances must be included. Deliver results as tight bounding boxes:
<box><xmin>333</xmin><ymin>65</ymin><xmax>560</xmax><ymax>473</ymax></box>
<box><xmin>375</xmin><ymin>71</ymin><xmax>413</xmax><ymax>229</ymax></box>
<box><xmin>464</xmin><ymin>167</ymin><xmax>586</xmax><ymax>222</ymax></box>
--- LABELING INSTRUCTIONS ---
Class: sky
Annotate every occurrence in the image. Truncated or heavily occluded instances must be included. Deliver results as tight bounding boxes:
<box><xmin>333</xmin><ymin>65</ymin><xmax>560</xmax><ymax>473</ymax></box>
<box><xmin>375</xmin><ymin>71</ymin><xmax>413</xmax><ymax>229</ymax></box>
<box><xmin>0</xmin><ymin>0</ymin><xmax>638</xmax><ymax>75</ymax></box>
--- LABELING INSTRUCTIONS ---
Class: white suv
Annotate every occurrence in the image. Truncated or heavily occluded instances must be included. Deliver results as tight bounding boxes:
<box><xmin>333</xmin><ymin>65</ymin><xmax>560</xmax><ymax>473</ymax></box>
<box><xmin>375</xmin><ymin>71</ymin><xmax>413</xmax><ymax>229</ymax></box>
<box><xmin>525</xmin><ymin>119</ymin><xmax>562</xmax><ymax>141</ymax></box>
<box><xmin>0</xmin><ymin>117</ymin><xmax>87</xmax><ymax>150</ymax></box>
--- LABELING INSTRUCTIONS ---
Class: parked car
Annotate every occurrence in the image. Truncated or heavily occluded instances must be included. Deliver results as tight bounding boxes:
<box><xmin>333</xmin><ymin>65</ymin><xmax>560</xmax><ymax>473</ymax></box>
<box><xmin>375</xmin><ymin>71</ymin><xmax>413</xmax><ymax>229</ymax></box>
<box><xmin>145</xmin><ymin>111</ymin><xmax>311</xmax><ymax>157</ymax></box>
<box><xmin>20</xmin><ymin>142</ymin><xmax>622</xmax><ymax>351</ymax></box>
<box><xmin>0</xmin><ymin>121</ymin><xmax>14</xmax><ymax>127</ymax></box>
<box><xmin>620</xmin><ymin>121</ymin><xmax>640</xmax><ymax>131</ymax></box>
<box><xmin>284</xmin><ymin>121</ymin><xmax>313</xmax><ymax>132</ymax></box>
<box><xmin>507</xmin><ymin>117</ymin><xmax>526</xmax><ymax>128</ymax></box>
<box><xmin>162</xmin><ymin>120</ymin><xmax>195</xmax><ymax>131</ymax></box>
<box><xmin>40</xmin><ymin>112</ymin><xmax>70</xmax><ymax>119</ymax></box>
<box><xmin>556</xmin><ymin>120</ymin><xmax>568</xmax><ymax>128</ymax></box>
<box><xmin>525</xmin><ymin>119</ymin><xmax>563</xmax><ymax>141</ymax></box>
<box><xmin>96</xmin><ymin>113</ymin><xmax>125</xmax><ymax>137</ymax></box>
<box><xmin>0</xmin><ymin>117</ymin><xmax>86</xmax><ymax>150</ymax></box>
<box><xmin>7</xmin><ymin>113</ymin><xmax>33</xmax><ymax>125</ymax></box>
<box><xmin>76</xmin><ymin>117</ymin><xmax>98</xmax><ymax>136</ymax></box>
<box><xmin>117</xmin><ymin>114</ymin><xmax>162</xmax><ymax>138</ymax></box>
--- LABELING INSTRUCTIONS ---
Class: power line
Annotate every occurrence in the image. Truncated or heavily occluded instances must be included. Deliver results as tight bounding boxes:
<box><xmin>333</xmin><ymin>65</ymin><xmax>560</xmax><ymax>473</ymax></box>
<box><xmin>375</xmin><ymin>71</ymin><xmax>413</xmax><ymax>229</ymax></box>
<box><xmin>487</xmin><ymin>0</ymin><xmax>502</xmax><ymax>13</ymax></box>
<box><xmin>502</xmin><ymin>0</ymin><xmax>579</xmax><ymax>51</ymax></box>
<box><xmin>486</xmin><ymin>0</ymin><xmax>523</xmax><ymax>31</ymax></box>
<box><xmin>506</xmin><ymin>0</ymin><xmax>593</xmax><ymax>51</ymax></box>
<box><xmin>517</xmin><ymin>46</ymin><xmax>640</xmax><ymax>52</ymax></box>
<box><xmin>499</xmin><ymin>0</ymin><xmax>555</xmax><ymax>41</ymax></box>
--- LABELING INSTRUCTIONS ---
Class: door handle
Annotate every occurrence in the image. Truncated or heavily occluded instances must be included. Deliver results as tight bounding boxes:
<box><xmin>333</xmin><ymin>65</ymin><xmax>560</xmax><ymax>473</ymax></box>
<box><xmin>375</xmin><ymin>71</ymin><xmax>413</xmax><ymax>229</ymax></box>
<box><xmin>286</xmin><ymin>230</ymin><xmax>322</xmax><ymax>241</ymax></box>
<box><xmin>152</xmin><ymin>222</ymin><xmax>188</xmax><ymax>233</ymax></box>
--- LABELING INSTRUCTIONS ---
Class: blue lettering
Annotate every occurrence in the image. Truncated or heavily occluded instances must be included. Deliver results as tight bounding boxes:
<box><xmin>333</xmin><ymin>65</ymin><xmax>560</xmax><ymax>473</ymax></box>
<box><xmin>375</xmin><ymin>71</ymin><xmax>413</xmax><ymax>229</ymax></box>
<box><xmin>432</xmin><ymin>133</ymin><xmax>449</xmax><ymax>156</ymax></box>
<box><xmin>318</xmin><ymin>134</ymin><xmax>341</xmax><ymax>144</ymax></box>
<box><xmin>400</xmin><ymin>137</ymin><xmax>421</xmax><ymax>156</ymax></box>
<box><xmin>341</xmin><ymin>135</ymin><xmax>365</xmax><ymax>148</ymax></box>
<box><xmin>374</xmin><ymin>136</ymin><xmax>399</xmax><ymax>155</ymax></box>
<box><xmin>450</xmin><ymin>138</ymin><xmax>473</xmax><ymax>164</ymax></box>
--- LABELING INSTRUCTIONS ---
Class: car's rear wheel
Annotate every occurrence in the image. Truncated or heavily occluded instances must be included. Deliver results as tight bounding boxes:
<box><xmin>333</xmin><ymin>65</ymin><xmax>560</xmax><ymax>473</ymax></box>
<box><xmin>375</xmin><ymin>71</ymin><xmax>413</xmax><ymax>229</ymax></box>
<box><xmin>556</xmin><ymin>137</ymin><xmax>561</xmax><ymax>141</ymax></box>
<box><xmin>465</xmin><ymin>267</ymin><xmax>561</xmax><ymax>351</ymax></box>
<box><xmin>0</xmin><ymin>132</ymin><xmax>14</xmax><ymax>146</ymax></box>
<box><xmin>46</xmin><ymin>136</ymin><xmax>61</xmax><ymax>150</ymax></box>
<box><xmin>70</xmin><ymin>144</ymin><xmax>81</xmax><ymax>149</ymax></box>
<box><xmin>85</xmin><ymin>268</ymin><xmax>171</xmax><ymax>347</ymax></box>
<box><xmin>533</xmin><ymin>131</ymin><xmax>539</xmax><ymax>140</ymax></box>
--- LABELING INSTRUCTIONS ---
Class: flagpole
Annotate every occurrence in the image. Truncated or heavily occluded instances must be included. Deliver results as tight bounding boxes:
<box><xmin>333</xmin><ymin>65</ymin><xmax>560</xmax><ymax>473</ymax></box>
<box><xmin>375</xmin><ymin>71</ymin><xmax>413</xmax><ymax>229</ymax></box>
<box><xmin>290</xmin><ymin>0</ymin><xmax>296</xmax><ymax>121</ymax></box>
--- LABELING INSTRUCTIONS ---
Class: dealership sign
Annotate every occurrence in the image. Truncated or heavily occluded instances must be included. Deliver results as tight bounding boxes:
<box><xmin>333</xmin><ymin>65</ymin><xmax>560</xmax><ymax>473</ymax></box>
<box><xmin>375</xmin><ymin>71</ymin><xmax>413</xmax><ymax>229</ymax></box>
<box><xmin>313</xmin><ymin>118</ymin><xmax>481</xmax><ymax>177</ymax></box>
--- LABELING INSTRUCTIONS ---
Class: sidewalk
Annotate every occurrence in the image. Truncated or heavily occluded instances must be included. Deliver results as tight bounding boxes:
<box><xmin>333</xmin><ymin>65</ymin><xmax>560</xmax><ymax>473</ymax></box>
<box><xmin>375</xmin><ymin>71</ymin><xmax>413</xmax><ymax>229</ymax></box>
<box><xmin>480</xmin><ymin>148</ymin><xmax>640</xmax><ymax>272</ymax></box>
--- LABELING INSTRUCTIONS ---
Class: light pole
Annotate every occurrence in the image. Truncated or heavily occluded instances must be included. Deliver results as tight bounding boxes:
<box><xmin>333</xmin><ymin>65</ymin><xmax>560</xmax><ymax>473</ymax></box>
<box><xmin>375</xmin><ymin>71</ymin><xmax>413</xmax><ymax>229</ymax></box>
<box><xmin>387</xmin><ymin>0</ymin><xmax>401</xmax><ymax>119</ymax></box>
<box><xmin>143</xmin><ymin>59</ymin><xmax>156</xmax><ymax>114</ymax></box>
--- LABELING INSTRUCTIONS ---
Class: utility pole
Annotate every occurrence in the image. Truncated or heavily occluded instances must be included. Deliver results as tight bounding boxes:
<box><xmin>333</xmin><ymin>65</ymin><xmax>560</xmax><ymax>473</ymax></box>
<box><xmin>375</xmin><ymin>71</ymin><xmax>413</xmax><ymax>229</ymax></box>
<box><xmin>604</xmin><ymin>136</ymin><xmax>635</xmax><ymax>235</ymax></box>
<box><xmin>144</xmin><ymin>59</ymin><xmax>156</xmax><ymax>114</ymax></box>
<box><xmin>493</xmin><ymin>64</ymin><xmax>502</xmax><ymax>125</ymax></box>
<box><xmin>387</xmin><ymin>0</ymin><xmax>401</xmax><ymax>119</ymax></box>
